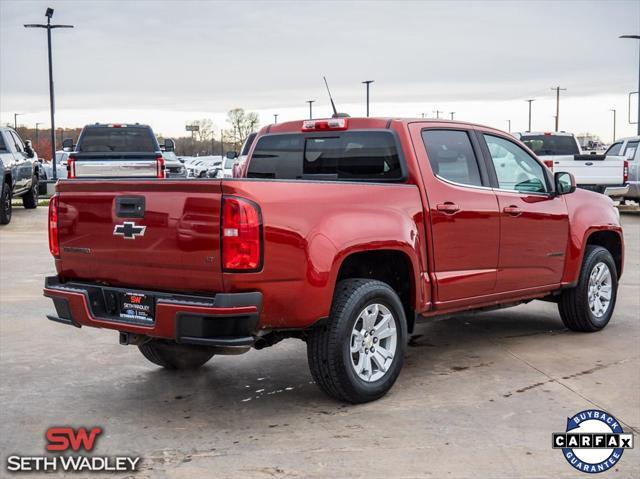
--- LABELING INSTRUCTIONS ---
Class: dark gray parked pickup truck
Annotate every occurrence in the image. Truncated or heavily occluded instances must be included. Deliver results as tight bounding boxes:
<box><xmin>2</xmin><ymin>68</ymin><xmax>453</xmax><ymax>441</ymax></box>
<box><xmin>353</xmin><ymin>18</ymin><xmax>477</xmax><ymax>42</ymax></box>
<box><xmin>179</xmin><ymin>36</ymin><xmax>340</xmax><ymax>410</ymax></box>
<box><xmin>1</xmin><ymin>127</ymin><xmax>41</xmax><ymax>225</ymax></box>
<box><xmin>63</xmin><ymin>123</ymin><xmax>167</xmax><ymax>179</ymax></box>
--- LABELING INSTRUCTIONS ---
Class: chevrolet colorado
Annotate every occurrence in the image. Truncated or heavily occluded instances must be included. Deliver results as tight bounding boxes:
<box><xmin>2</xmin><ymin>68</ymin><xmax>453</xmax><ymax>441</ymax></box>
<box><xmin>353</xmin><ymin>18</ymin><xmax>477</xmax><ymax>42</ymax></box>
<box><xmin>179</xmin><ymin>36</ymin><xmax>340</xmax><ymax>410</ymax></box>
<box><xmin>44</xmin><ymin>118</ymin><xmax>624</xmax><ymax>403</ymax></box>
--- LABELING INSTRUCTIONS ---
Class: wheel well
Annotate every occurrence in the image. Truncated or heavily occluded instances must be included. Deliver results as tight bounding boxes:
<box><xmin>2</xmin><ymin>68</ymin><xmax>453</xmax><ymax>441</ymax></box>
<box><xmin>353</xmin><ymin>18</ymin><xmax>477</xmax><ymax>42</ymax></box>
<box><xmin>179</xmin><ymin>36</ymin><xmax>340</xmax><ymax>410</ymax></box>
<box><xmin>586</xmin><ymin>231</ymin><xmax>622</xmax><ymax>278</ymax></box>
<box><xmin>336</xmin><ymin>250</ymin><xmax>415</xmax><ymax>333</ymax></box>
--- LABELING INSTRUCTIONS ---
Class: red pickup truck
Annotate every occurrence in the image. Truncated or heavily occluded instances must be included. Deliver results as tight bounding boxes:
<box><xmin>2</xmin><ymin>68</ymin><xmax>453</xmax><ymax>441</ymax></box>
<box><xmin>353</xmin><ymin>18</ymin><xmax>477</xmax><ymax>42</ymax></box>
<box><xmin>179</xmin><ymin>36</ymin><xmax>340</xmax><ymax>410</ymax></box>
<box><xmin>44</xmin><ymin>117</ymin><xmax>624</xmax><ymax>403</ymax></box>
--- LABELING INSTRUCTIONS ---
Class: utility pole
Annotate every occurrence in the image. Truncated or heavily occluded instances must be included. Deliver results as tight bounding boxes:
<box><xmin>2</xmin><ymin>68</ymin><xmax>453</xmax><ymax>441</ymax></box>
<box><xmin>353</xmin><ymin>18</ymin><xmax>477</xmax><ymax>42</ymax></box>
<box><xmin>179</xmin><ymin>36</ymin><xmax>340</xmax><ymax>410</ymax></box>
<box><xmin>13</xmin><ymin>113</ymin><xmax>22</xmax><ymax>129</ymax></box>
<box><xmin>306</xmin><ymin>100</ymin><xmax>315</xmax><ymax>119</ymax></box>
<box><xmin>449</xmin><ymin>112</ymin><xmax>455</xmax><ymax>120</ymax></box>
<box><xmin>220</xmin><ymin>130</ymin><xmax>224</xmax><ymax>158</ymax></box>
<box><xmin>610</xmin><ymin>109</ymin><xmax>617</xmax><ymax>142</ymax></box>
<box><xmin>505</xmin><ymin>119</ymin><xmax>511</xmax><ymax>132</ymax></box>
<box><xmin>421</xmin><ymin>113</ymin><xmax>426</xmax><ymax>119</ymax></box>
<box><xmin>550</xmin><ymin>86</ymin><xmax>567</xmax><ymax>131</ymax></box>
<box><xmin>620</xmin><ymin>35</ymin><xmax>640</xmax><ymax>135</ymax></box>
<box><xmin>35</xmin><ymin>122</ymin><xmax>43</xmax><ymax>146</ymax></box>
<box><xmin>273</xmin><ymin>113</ymin><xmax>278</xmax><ymax>124</ymax></box>
<box><xmin>433</xmin><ymin>110</ymin><xmax>443</xmax><ymax>119</ymax></box>
<box><xmin>25</xmin><ymin>8</ymin><xmax>73</xmax><ymax>180</ymax></box>
<box><xmin>362</xmin><ymin>80</ymin><xmax>374</xmax><ymax>117</ymax></box>
<box><xmin>525</xmin><ymin>99</ymin><xmax>535</xmax><ymax>132</ymax></box>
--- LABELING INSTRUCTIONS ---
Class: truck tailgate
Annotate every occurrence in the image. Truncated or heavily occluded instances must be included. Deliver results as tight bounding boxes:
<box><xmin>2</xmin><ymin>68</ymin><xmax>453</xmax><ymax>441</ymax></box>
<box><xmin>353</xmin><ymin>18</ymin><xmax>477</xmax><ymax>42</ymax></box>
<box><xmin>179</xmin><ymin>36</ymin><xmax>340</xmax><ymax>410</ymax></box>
<box><xmin>550</xmin><ymin>157</ymin><xmax>624</xmax><ymax>185</ymax></box>
<box><xmin>55</xmin><ymin>180</ymin><xmax>224</xmax><ymax>293</ymax></box>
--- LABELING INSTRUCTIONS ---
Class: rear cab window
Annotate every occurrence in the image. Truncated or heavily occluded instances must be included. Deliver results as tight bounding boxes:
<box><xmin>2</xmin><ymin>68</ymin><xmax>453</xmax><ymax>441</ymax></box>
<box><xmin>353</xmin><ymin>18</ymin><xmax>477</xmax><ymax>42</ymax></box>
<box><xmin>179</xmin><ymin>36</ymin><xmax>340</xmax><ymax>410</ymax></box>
<box><xmin>605</xmin><ymin>141</ymin><xmax>623</xmax><ymax>156</ymax></box>
<box><xmin>247</xmin><ymin>131</ymin><xmax>404</xmax><ymax>182</ymax></box>
<box><xmin>519</xmin><ymin>135</ymin><xmax>580</xmax><ymax>156</ymax></box>
<box><xmin>77</xmin><ymin>126</ymin><xmax>158</xmax><ymax>153</ymax></box>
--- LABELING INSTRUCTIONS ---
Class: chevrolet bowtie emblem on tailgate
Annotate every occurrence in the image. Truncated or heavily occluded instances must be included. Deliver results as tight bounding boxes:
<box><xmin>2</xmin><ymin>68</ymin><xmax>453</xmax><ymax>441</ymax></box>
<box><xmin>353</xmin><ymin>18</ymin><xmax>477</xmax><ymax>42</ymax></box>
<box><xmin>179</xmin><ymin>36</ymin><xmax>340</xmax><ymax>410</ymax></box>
<box><xmin>113</xmin><ymin>221</ymin><xmax>146</xmax><ymax>240</ymax></box>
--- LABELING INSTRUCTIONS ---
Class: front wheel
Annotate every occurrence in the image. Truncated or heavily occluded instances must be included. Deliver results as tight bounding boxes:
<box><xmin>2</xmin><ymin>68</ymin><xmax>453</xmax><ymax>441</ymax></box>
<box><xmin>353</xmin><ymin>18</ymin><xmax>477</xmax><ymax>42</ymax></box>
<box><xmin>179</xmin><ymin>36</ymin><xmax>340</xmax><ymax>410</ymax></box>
<box><xmin>307</xmin><ymin>279</ymin><xmax>407</xmax><ymax>403</ymax></box>
<box><xmin>558</xmin><ymin>246</ymin><xmax>618</xmax><ymax>332</ymax></box>
<box><xmin>22</xmin><ymin>175</ymin><xmax>39</xmax><ymax>209</ymax></box>
<box><xmin>138</xmin><ymin>340</ymin><xmax>215</xmax><ymax>370</ymax></box>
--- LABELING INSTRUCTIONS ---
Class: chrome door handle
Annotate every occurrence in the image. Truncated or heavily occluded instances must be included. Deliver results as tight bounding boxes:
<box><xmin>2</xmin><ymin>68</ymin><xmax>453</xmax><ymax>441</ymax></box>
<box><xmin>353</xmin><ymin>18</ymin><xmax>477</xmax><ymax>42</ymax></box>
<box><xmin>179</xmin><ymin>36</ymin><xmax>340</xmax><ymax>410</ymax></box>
<box><xmin>503</xmin><ymin>205</ymin><xmax>522</xmax><ymax>216</ymax></box>
<box><xmin>437</xmin><ymin>202</ymin><xmax>460</xmax><ymax>214</ymax></box>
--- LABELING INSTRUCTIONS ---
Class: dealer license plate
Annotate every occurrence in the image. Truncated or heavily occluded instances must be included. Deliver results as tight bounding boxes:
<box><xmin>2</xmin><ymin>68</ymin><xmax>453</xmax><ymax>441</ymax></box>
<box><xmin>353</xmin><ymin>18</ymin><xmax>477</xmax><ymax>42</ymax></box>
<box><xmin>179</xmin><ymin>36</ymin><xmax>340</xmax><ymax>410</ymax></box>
<box><xmin>118</xmin><ymin>292</ymin><xmax>155</xmax><ymax>325</ymax></box>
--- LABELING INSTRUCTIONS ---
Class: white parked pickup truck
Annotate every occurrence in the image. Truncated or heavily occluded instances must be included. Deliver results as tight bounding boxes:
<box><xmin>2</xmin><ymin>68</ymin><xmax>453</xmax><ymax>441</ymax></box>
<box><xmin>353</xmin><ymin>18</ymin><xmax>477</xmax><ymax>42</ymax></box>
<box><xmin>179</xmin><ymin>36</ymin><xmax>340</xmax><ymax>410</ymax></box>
<box><xmin>515</xmin><ymin>132</ymin><xmax>628</xmax><ymax>198</ymax></box>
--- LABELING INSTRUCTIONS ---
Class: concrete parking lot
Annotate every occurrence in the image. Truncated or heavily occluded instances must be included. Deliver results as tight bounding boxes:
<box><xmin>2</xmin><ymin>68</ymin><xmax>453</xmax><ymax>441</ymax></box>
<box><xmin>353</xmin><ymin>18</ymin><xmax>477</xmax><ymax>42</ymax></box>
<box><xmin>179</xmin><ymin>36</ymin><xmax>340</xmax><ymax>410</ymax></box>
<box><xmin>1</xmin><ymin>206</ymin><xmax>638</xmax><ymax>478</ymax></box>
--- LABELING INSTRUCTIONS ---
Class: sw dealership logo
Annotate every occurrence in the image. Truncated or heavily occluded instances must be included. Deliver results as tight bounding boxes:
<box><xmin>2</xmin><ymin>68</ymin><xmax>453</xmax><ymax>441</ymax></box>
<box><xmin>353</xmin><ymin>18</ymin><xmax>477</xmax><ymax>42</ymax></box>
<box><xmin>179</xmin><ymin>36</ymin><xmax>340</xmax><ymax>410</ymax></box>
<box><xmin>553</xmin><ymin>409</ymin><xmax>634</xmax><ymax>473</ymax></box>
<box><xmin>5</xmin><ymin>426</ymin><xmax>140</xmax><ymax>473</ymax></box>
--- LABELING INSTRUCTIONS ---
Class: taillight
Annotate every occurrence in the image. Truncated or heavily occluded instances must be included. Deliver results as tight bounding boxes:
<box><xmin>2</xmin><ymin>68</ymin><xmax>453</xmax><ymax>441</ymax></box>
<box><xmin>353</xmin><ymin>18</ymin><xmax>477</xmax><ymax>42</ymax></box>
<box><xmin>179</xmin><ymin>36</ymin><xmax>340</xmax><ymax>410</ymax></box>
<box><xmin>156</xmin><ymin>155</ymin><xmax>165</xmax><ymax>179</ymax></box>
<box><xmin>302</xmin><ymin>118</ymin><xmax>348</xmax><ymax>131</ymax></box>
<box><xmin>67</xmin><ymin>154</ymin><xmax>76</xmax><ymax>179</ymax></box>
<box><xmin>623</xmin><ymin>160</ymin><xmax>629</xmax><ymax>183</ymax></box>
<box><xmin>543</xmin><ymin>159</ymin><xmax>554</xmax><ymax>170</ymax></box>
<box><xmin>48</xmin><ymin>194</ymin><xmax>60</xmax><ymax>257</ymax></box>
<box><xmin>221</xmin><ymin>196</ymin><xmax>262</xmax><ymax>272</ymax></box>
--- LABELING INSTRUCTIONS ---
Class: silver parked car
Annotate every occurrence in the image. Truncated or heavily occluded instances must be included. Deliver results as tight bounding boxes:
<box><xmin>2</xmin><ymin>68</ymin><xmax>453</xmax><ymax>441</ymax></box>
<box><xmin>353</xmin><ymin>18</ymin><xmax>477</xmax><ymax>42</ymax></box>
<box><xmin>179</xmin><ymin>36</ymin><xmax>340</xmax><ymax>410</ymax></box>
<box><xmin>605</xmin><ymin>136</ymin><xmax>639</xmax><ymax>203</ymax></box>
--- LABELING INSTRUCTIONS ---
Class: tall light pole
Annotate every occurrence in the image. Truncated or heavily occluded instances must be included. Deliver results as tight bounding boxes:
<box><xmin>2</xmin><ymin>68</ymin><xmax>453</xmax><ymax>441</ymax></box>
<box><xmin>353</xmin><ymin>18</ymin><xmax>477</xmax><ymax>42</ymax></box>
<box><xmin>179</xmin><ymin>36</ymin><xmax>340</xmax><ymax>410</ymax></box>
<box><xmin>35</xmin><ymin>122</ymin><xmax>43</xmax><ymax>146</ymax></box>
<box><xmin>433</xmin><ymin>110</ymin><xmax>443</xmax><ymax>119</ymax></box>
<box><xmin>273</xmin><ymin>113</ymin><xmax>278</xmax><ymax>124</ymax></box>
<box><xmin>13</xmin><ymin>113</ymin><xmax>22</xmax><ymax>129</ymax></box>
<box><xmin>550</xmin><ymin>86</ymin><xmax>567</xmax><ymax>131</ymax></box>
<box><xmin>620</xmin><ymin>35</ymin><xmax>640</xmax><ymax>135</ymax></box>
<box><xmin>449</xmin><ymin>112</ymin><xmax>455</xmax><ymax>120</ymax></box>
<box><xmin>25</xmin><ymin>8</ymin><xmax>73</xmax><ymax>180</ymax></box>
<box><xmin>362</xmin><ymin>80</ymin><xmax>374</xmax><ymax>117</ymax></box>
<box><xmin>306</xmin><ymin>100</ymin><xmax>315</xmax><ymax>119</ymax></box>
<box><xmin>525</xmin><ymin>99</ymin><xmax>535</xmax><ymax>132</ymax></box>
<box><xmin>505</xmin><ymin>119</ymin><xmax>511</xmax><ymax>133</ymax></box>
<box><xmin>610</xmin><ymin>109</ymin><xmax>617</xmax><ymax>142</ymax></box>
<box><xmin>421</xmin><ymin>112</ymin><xmax>426</xmax><ymax>119</ymax></box>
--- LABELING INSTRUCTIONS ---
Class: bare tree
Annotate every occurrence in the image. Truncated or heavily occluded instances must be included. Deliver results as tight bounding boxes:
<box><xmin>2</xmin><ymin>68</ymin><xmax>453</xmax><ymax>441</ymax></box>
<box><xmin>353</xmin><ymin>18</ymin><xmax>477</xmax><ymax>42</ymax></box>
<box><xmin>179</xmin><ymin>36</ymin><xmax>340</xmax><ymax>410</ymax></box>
<box><xmin>224</xmin><ymin>108</ymin><xmax>259</xmax><ymax>150</ymax></box>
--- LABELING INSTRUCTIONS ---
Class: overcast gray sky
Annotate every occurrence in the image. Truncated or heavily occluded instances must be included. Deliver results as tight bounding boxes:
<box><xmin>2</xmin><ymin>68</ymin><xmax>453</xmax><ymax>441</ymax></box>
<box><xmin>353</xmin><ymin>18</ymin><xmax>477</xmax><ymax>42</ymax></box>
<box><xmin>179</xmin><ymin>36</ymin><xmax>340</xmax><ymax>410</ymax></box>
<box><xmin>1</xmin><ymin>0</ymin><xmax>639</xmax><ymax>139</ymax></box>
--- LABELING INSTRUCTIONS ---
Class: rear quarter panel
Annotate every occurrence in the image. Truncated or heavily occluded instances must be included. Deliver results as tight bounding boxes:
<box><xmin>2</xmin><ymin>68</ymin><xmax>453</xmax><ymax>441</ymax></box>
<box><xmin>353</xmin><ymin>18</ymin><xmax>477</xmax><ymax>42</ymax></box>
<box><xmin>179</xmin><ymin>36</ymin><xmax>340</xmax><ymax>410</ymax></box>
<box><xmin>221</xmin><ymin>179</ymin><xmax>427</xmax><ymax>329</ymax></box>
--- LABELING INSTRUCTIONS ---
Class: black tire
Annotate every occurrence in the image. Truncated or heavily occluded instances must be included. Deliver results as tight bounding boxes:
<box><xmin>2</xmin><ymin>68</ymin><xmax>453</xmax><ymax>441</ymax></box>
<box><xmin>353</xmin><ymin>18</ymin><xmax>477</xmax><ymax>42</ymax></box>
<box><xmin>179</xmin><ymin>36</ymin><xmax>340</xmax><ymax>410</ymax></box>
<box><xmin>0</xmin><ymin>181</ymin><xmax>11</xmax><ymax>225</ymax></box>
<box><xmin>22</xmin><ymin>175</ymin><xmax>39</xmax><ymax>209</ymax></box>
<box><xmin>307</xmin><ymin>279</ymin><xmax>407</xmax><ymax>403</ymax></box>
<box><xmin>138</xmin><ymin>340</ymin><xmax>215</xmax><ymax>370</ymax></box>
<box><xmin>558</xmin><ymin>246</ymin><xmax>618</xmax><ymax>332</ymax></box>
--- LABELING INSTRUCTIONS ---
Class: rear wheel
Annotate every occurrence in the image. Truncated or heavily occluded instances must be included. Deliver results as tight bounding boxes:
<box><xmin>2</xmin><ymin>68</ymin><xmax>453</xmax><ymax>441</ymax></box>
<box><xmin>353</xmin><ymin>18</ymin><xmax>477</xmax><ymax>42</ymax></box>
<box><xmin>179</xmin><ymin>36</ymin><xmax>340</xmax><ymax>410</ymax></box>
<box><xmin>307</xmin><ymin>279</ymin><xmax>407</xmax><ymax>403</ymax></box>
<box><xmin>558</xmin><ymin>246</ymin><xmax>618</xmax><ymax>332</ymax></box>
<box><xmin>0</xmin><ymin>182</ymin><xmax>11</xmax><ymax>225</ymax></box>
<box><xmin>22</xmin><ymin>175</ymin><xmax>39</xmax><ymax>209</ymax></box>
<box><xmin>138</xmin><ymin>340</ymin><xmax>215</xmax><ymax>370</ymax></box>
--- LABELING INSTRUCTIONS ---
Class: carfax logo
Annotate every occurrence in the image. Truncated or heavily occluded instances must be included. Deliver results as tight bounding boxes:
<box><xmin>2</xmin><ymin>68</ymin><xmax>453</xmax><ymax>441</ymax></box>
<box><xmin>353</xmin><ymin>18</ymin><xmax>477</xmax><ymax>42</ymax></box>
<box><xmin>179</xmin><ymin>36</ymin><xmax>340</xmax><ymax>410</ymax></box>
<box><xmin>6</xmin><ymin>426</ymin><xmax>140</xmax><ymax>473</ymax></box>
<box><xmin>553</xmin><ymin>409</ymin><xmax>634</xmax><ymax>473</ymax></box>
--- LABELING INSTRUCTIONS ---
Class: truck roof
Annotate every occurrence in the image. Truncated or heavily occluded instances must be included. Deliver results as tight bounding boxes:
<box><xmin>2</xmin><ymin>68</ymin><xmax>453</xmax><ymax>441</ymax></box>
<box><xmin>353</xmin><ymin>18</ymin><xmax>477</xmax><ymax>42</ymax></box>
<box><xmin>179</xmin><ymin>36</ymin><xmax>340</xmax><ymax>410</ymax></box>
<box><xmin>517</xmin><ymin>131</ymin><xmax>575</xmax><ymax>137</ymax></box>
<box><xmin>258</xmin><ymin>117</ymin><xmax>508</xmax><ymax>136</ymax></box>
<box><xmin>83</xmin><ymin>123</ymin><xmax>151</xmax><ymax>129</ymax></box>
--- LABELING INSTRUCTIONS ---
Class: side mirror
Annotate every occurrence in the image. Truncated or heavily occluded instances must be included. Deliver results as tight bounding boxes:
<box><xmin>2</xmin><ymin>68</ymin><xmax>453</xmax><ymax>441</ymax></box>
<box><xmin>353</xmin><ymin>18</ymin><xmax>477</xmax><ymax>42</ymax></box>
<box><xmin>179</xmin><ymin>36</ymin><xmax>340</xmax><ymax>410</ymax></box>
<box><xmin>164</xmin><ymin>138</ymin><xmax>175</xmax><ymax>152</ymax></box>
<box><xmin>554</xmin><ymin>171</ymin><xmax>576</xmax><ymax>195</ymax></box>
<box><xmin>24</xmin><ymin>140</ymin><xmax>35</xmax><ymax>158</ymax></box>
<box><xmin>62</xmin><ymin>138</ymin><xmax>74</xmax><ymax>151</ymax></box>
<box><xmin>226</xmin><ymin>151</ymin><xmax>238</xmax><ymax>160</ymax></box>
<box><xmin>207</xmin><ymin>168</ymin><xmax>221</xmax><ymax>178</ymax></box>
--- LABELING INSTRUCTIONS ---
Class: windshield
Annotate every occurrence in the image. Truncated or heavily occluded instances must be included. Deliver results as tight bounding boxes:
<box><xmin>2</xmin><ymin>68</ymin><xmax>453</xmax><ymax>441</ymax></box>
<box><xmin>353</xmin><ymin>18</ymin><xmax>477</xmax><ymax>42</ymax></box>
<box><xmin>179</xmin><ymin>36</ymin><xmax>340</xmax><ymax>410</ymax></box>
<box><xmin>520</xmin><ymin>135</ymin><xmax>579</xmax><ymax>156</ymax></box>
<box><xmin>78</xmin><ymin>127</ymin><xmax>157</xmax><ymax>153</ymax></box>
<box><xmin>224</xmin><ymin>158</ymin><xmax>237</xmax><ymax>168</ymax></box>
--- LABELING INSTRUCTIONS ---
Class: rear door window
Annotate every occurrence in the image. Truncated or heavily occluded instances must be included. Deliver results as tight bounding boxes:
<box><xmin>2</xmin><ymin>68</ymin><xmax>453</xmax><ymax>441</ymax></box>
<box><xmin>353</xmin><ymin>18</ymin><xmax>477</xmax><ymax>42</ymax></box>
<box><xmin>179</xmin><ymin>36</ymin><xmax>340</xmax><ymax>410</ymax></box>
<box><xmin>0</xmin><ymin>133</ymin><xmax>7</xmax><ymax>152</ymax></box>
<box><xmin>78</xmin><ymin>127</ymin><xmax>157</xmax><ymax>153</ymax></box>
<box><xmin>421</xmin><ymin>130</ymin><xmax>483</xmax><ymax>187</ymax></box>
<box><xmin>247</xmin><ymin>131</ymin><xmax>403</xmax><ymax>181</ymax></box>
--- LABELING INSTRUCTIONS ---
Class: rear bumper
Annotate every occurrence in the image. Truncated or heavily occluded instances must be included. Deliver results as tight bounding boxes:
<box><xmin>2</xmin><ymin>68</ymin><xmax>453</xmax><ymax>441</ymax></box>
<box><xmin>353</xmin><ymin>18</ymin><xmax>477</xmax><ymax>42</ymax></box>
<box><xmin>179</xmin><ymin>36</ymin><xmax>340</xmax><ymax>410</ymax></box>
<box><xmin>43</xmin><ymin>276</ymin><xmax>262</xmax><ymax>347</ymax></box>
<box><xmin>603</xmin><ymin>184</ymin><xmax>629</xmax><ymax>197</ymax></box>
